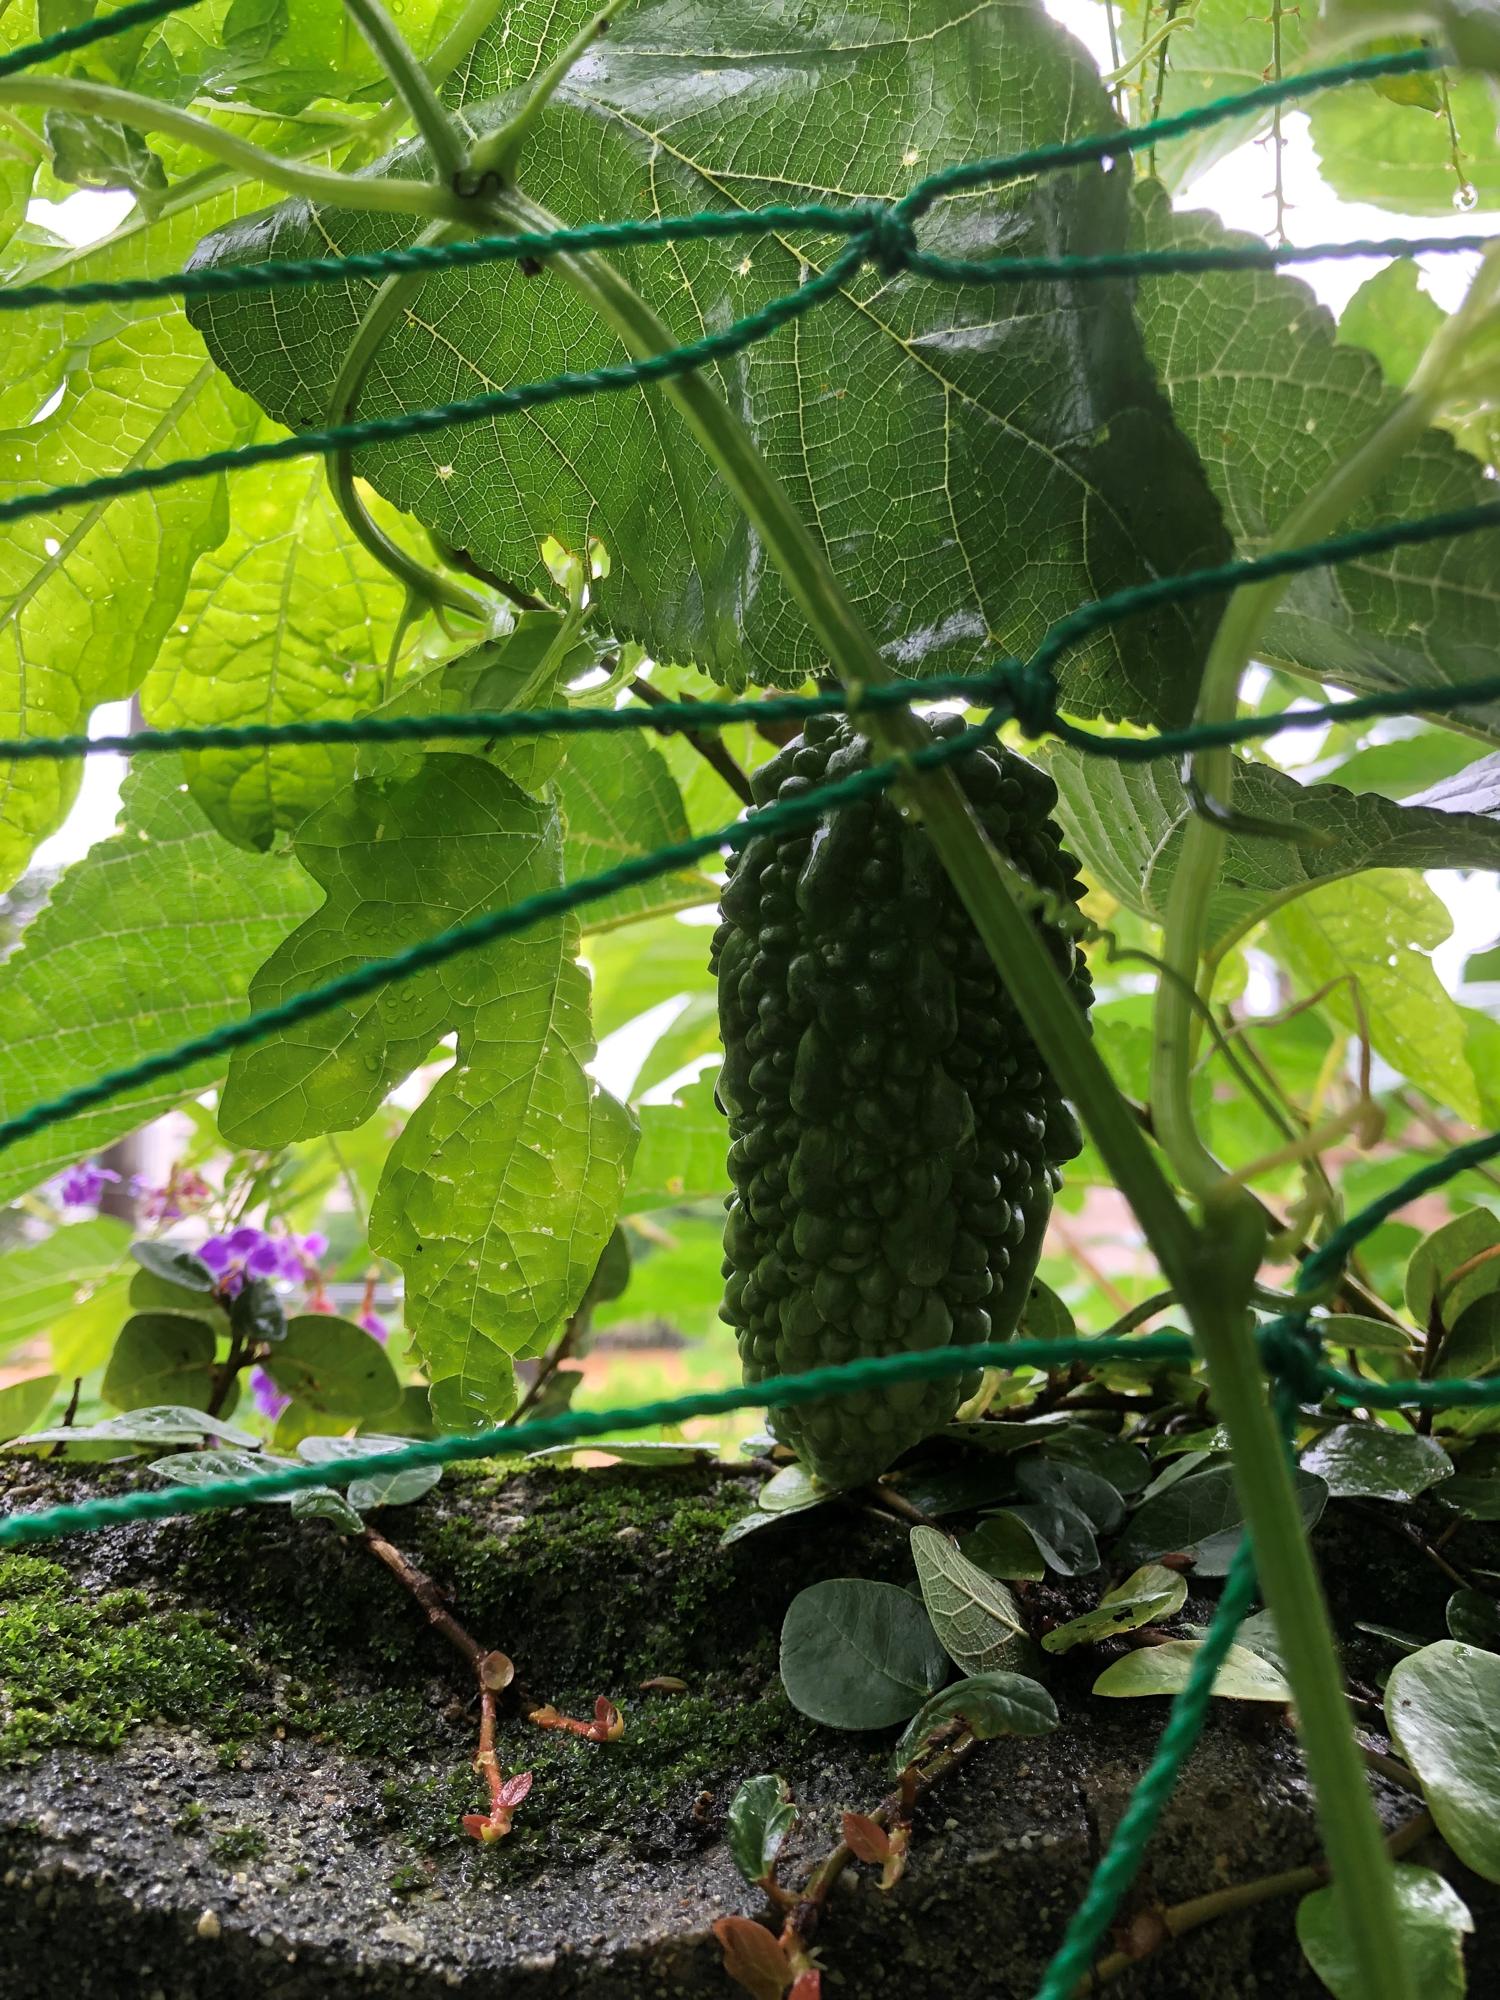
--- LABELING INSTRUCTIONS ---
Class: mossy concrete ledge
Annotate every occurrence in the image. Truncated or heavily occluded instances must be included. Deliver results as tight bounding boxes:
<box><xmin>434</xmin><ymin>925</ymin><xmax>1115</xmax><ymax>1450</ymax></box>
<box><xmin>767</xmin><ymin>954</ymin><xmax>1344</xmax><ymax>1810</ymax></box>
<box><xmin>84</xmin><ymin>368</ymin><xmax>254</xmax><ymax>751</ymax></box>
<box><xmin>0</xmin><ymin>1457</ymin><xmax>1452</xmax><ymax>1997</ymax></box>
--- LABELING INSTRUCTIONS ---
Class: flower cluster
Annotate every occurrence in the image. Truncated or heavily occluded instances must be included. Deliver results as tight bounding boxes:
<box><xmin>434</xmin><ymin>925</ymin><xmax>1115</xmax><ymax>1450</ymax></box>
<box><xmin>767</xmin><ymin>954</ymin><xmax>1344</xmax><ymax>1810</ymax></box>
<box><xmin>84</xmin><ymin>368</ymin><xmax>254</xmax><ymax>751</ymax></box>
<box><xmin>53</xmin><ymin>1159</ymin><xmax>218</xmax><ymax>1219</ymax></box>
<box><xmin>199</xmin><ymin>1224</ymin><xmax>328</xmax><ymax>1292</ymax></box>
<box><xmin>53</xmin><ymin>1161</ymin><xmax>120</xmax><ymax>1209</ymax></box>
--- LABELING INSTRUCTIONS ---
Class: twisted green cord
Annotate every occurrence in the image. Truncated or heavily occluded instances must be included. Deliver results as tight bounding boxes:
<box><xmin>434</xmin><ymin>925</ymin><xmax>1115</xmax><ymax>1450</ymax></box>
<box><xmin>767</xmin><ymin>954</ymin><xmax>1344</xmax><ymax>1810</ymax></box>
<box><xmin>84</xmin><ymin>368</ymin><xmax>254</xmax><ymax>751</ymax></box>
<box><xmin>2</xmin><ymin>221</ymin><xmax>1490</xmax><ymax>317</ymax></box>
<box><xmin>3</xmin><ymin>658</ymin><xmax>1500</xmax><ymax>770</ymax></box>
<box><xmin>0</xmin><ymin>500</ymin><xmax>1495</xmax><ymax>1165</ymax></box>
<box><xmin>1034</xmin><ymin>1540</ymin><xmax>1262</xmax><ymax>1999</ymax></box>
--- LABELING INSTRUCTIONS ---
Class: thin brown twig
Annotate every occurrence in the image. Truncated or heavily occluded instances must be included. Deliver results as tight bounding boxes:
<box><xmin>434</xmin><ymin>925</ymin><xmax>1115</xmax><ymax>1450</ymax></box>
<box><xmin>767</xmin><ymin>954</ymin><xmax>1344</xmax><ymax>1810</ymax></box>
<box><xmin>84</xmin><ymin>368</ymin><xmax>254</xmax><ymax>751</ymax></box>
<box><xmin>1074</xmin><ymin>1811</ymin><xmax>1434</xmax><ymax>1994</ymax></box>
<box><xmin>205</xmin><ymin>1333</ymin><xmax>248</xmax><ymax>1420</ymax></box>
<box><xmin>1344</xmin><ymin>1500</ymin><xmax>1479</xmax><ymax>1596</ymax></box>
<box><xmin>510</xmin><ymin>1312</ymin><xmax>584</xmax><ymax>1424</ymax></box>
<box><xmin>1360</xmin><ymin>1746</ymin><xmax>1424</xmax><ymax>1796</ymax></box>
<box><xmin>630</xmin><ymin>675</ymin><xmax>755</xmax><ymax>806</ymax></box>
<box><xmin>359</xmin><ymin>1524</ymin><xmax>487</xmax><ymax>1665</ymax></box>
<box><xmin>779</xmin><ymin>1731</ymin><xmax>984</xmax><ymax>1957</ymax></box>
<box><xmin>1048</xmin><ymin>1212</ymin><xmax>1133</xmax><ymax>1315</ymax></box>
<box><xmin>45</xmin><ymin>1377</ymin><xmax>83</xmax><ymax>1460</ymax></box>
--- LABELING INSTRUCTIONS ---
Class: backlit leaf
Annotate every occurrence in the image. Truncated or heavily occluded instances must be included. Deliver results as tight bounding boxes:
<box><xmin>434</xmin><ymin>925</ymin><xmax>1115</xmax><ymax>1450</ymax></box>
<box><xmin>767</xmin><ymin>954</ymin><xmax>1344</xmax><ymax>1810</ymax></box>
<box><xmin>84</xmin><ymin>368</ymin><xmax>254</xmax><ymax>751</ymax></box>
<box><xmin>910</xmin><ymin>1525</ymin><xmax>1028</xmax><ymax>1675</ymax></box>
<box><xmin>0</xmin><ymin>758</ymin><xmax>318</xmax><ymax>1204</ymax></box>
<box><xmin>1132</xmin><ymin>186</ymin><xmax>1500</xmax><ymax>740</ymax></box>
<box><xmin>1298</xmin><ymin>1865</ymin><xmax>1471</xmax><ymax>2000</ymax></box>
<box><xmin>144</xmin><ymin>452</ymin><xmax>408</xmax><ymax>849</ymax></box>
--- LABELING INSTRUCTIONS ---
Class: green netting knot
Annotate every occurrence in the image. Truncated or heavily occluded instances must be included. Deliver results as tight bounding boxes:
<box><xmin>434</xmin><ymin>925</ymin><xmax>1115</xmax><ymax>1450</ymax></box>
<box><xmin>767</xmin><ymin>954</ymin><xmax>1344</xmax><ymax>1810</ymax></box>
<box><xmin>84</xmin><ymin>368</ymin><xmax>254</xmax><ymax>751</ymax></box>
<box><xmin>1257</xmin><ymin>1315</ymin><xmax>1326</xmax><ymax>1404</ymax></box>
<box><xmin>1002</xmin><ymin>659</ymin><xmax>1059</xmax><ymax>737</ymax></box>
<box><xmin>856</xmin><ymin>205</ymin><xmax>918</xmax><ymax>277</ymax></box>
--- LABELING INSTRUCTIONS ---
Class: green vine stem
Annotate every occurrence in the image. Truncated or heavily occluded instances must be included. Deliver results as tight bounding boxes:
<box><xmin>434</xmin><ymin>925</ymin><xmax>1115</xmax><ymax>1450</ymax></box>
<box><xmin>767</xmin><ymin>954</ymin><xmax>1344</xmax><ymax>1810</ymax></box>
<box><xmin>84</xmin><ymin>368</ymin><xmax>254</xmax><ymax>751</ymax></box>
<box><xmin>342</xmin><ymin>0</ymin><xmax>468</xmax><ymax>185</ymax></box>
<box><xmin>0</xmin><ymin>74</ymin><xmax>461</xmax><ymax>220</ymax></box>
<box><xmin>1149</xmin><ymin>396</ymin><xmax>1445</xmax><ymax>1205</ymax></box>
<box><xmin>1148</xmin><ymin>238</ymin><xmax>1500</xmax><ymax>1204</ymax></box>
<box><xmin>461</xmin><ymin>180</ymin><xmax>1410</xmax><ymax>1997</ymax></box>
<box><xmin>467</xmin><ymin>1</ymin><xmax>632</xmax><ymax>186</ymax></box>
<box><xmin>341</xmin><ymin>0</ymin><xmax>510</xmax><ymax>166</ymax></box>
<box><xmin>326</xmin><ymin>222</ymin><xmax>493</xmax><ymax>627</ymax></box>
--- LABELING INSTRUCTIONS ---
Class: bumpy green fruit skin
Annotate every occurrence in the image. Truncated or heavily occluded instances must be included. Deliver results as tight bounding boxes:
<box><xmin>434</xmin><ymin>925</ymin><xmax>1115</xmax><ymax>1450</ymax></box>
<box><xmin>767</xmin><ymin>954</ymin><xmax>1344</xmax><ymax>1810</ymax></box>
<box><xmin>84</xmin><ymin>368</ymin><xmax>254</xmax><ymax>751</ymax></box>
<box><xmin>711</xmin><ymin>715</ymin><xmax>1093</xmax><ymax>1490</ymax></box>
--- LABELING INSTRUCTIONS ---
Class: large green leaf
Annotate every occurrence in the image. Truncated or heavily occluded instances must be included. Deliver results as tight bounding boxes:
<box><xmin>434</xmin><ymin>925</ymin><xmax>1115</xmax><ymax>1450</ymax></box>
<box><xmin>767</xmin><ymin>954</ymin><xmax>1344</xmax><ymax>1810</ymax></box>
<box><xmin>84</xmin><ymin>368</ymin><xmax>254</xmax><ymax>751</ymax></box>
<box><xmin>189</xmin><ymin>0</ymin><xmax>1229</xmax><ymax>723</ymax></box>
<box><xmin>101</xmin><ymin>1312</ymin><xmax>217</xmax><ymax>1412</ymax></box>
<box><xmin>0</xmin><ymin>756</ymin><xmax>319</xmax><ymax>1204</ymax></box>
<box><xmin>0</xmin><ymin>304</ymin><xmax>251</xmax><ymax>887</ymax></box>
<box><xmin>1310</xmin><ymin>68</ymin><xmax>1500</xmax><ymax>213</ymax></box>
<box><xmin>371</xmin><ymin>952</ymin><xmax>636</xmax><ymax>1426</ymax></box>
<box><xmin>555</xmin><ymin>731</ymin><xmax>714</xmax><ymax>929</ymax></box>
<box><xmin>1131</xmin><ymin>185</ymin><xmax>1500</xmax><ymax>738</ymax></box>
<box><xmin>1268</xmin><ymin>872</ymin><xmax>1480</xmax><ymax>1122</ymax></box>
<box><xmin>1340</xmin><ymin>261</ymin><xmax>1499</xmax><ymax>474</ymax></box>
<box><xmin>0</xmin><ymin>1216</ymin><xmax>132</xmax><ymax>1364</ymax></box>
<box><xmin>143</xmin><ymin>450</ymin><xmax>409</xmax><ymax>849</ymax></box>
<box><xmin>218</xmin><ymin>754</ymin><xmax>560</xmax><ymax>1144</ymax></box>
<box><xmin>219</xmin><ymin>752</ymin><xmax>635</xmax><ymax>1420</ymax></box>
<box><xmin>262</xmin><ymin>1314</ymin><xmax>402</xmax><ymax>1418</ymax></box>
<box><xmin>1046</xmin><ymin>749</ymin><xmax>1500</xmax><ymax>956</ymax></box>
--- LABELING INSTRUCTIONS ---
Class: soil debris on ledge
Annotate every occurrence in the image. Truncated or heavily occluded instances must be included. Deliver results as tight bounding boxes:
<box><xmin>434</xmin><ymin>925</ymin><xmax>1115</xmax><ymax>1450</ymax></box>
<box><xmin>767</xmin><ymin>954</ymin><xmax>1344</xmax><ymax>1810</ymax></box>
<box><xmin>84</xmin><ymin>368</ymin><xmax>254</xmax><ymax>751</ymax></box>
<box><xmin>0</xmin><ymin>1456</ymin><xmax>1481</xmax><ymax>1997</ymax></box>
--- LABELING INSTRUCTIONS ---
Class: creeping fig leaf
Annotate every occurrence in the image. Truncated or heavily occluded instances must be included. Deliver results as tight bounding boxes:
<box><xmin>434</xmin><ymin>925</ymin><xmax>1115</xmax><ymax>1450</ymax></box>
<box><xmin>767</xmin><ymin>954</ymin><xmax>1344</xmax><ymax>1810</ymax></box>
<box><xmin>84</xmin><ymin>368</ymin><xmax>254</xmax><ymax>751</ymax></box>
<box><xmin>911</xmin><ymin>1526</ymin><xmax>1028</xmax><ymax>1675</ymax></box>
<box><xmin>1300</xmin><ymin>1423</ymin><xmax>1452</xmax><ymax>1502</ymax></box>
<box><xmin>1387</xmin><ymin>1641</ymin><xmax>1500</xmax><ymax>1880</ymax></box>
<box><xmin>892</xmin><ymin>1672</ymin><xmax>1057</xmax><ymax>1772</ymax></box>
<box><xmin>779</xmin><ymin>1578</ymin><xmax>948</xmax><ymax>1730</ymax></box>
<box><xmin>1093</xmin><ymin>1641</ymin><xmax>1291</xmax><ymax>1703</ymax></box>
<box><xmin>1298</xmin><ymin>1865</ymin><xmax>1471</xmax><ymax>2000</ymax></box>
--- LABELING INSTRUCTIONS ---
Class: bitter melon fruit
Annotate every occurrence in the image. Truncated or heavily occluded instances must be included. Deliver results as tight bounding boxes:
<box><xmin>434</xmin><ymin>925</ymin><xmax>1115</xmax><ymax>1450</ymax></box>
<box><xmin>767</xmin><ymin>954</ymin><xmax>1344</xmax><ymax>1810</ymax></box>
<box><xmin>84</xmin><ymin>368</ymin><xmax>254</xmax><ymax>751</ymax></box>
<box><xmin>712</xmin><ymin>714</ymin><xmax>1093</xmax><ymax>1490</ymax></box>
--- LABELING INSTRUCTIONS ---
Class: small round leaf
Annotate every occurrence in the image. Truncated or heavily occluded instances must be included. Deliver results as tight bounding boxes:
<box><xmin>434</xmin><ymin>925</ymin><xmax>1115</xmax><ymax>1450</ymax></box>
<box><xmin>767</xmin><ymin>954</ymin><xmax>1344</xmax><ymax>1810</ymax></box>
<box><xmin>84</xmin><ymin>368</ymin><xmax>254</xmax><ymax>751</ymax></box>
<box><xmin>779</xmin><ymin>1579</ymin><xmax>948</xmax><ymax>1730</ymax></box>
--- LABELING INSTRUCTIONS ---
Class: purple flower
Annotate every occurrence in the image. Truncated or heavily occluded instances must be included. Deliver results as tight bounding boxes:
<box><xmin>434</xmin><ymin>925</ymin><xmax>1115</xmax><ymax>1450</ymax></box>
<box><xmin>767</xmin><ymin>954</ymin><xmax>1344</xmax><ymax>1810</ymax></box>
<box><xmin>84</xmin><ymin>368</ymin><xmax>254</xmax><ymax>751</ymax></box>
<box><xmin>358</xmin><ymin>1308</ymin><xmax>389</xmax><ymax>1343</ymax></box>
<box><xmin>56</xmin><ymin>1162</ymin><xmax>121</xmax><ymax>1210</ymax></box>
<box><xmin>227</xmin><ymin>1224</ymin><xmax>268</xmax><ymax>1255</ymax></box>
<box><xmin>198</xmin><ymin>1236</ymin><xmax>233</xmax><ymax>1273</ymax></box>
<box><xmin>245</xmin><ymin>1239</ymin><xmax>282</xmax><ymax>1278</ymax></box>
<box><xmin>301</xmin><ymin>1231</ymin><xmax>329</xmax><ymax>1262</ymax></box>
<box><xmin>248</xmin><ymin>1367</ymin><xmax>289</xmax><ymax>1423</ymax></box>
<box><xmin>275</xmin><ymin>1239</ymin><xmax>309</xmax><ymax>1280</ymax></box>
